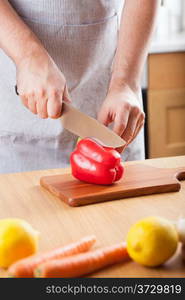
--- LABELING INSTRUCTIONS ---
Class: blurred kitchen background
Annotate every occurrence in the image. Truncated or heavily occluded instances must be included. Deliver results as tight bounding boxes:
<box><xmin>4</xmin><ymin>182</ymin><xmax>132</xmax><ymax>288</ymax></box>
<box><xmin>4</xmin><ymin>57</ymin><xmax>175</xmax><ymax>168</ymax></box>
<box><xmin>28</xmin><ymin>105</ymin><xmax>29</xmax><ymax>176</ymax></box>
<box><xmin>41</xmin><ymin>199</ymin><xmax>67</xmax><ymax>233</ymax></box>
<box><xmin>142</xmin><ymin>0</ymin><xmax>185</xmax><ymax>159</ymax></box>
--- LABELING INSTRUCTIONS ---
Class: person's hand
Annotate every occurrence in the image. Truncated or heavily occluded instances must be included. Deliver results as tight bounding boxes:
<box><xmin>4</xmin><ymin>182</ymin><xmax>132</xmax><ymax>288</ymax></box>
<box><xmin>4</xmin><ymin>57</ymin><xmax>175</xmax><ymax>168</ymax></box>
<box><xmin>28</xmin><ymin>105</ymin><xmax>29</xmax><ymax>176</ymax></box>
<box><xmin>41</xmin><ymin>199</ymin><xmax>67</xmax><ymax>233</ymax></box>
<box><xmin>98</xmin><ymin>84</ymin><xmax>145</xmax><ymax>152</ymax></box>
<box><xmin>16</xmin><ymin>50</ymin><xmax>71</xmax><ymax>119</ymax></box>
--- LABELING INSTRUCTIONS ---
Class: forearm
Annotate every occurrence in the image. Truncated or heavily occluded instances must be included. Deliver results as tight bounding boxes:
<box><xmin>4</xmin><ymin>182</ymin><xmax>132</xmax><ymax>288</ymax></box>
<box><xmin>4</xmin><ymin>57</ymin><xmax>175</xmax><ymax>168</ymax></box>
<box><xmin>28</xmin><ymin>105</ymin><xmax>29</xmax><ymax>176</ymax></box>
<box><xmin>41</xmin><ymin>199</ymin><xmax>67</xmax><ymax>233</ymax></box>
<box><xmin>0</xmin><ymin>0</ymin><xmax>46</xmax><ymax>65</ymax></box>
<box><xmin>110</xmin><ymin>0</ymin><xmax>160</xmax><ymax>91</ymax></box>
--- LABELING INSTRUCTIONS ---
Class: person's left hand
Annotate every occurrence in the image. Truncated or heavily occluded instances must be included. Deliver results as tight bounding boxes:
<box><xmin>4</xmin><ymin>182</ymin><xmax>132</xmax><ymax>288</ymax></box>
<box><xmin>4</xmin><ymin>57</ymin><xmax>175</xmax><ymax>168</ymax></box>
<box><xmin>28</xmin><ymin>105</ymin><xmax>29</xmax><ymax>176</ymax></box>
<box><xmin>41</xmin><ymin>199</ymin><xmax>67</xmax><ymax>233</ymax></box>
<box><xmin>97</xmin><ymin>84</ymin><xmax>145</xmax><ymax>153</ymax></box>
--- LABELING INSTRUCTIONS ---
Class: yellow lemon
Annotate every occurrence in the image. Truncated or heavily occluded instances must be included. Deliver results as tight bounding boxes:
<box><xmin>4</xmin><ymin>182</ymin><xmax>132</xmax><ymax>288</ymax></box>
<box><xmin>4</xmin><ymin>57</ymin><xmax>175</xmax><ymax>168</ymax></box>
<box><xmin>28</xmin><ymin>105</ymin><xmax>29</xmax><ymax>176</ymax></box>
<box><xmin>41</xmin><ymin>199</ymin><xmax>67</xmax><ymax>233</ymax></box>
<box><xmin>126</xmin><ymin>216</ymin><xmax>178</xmax><ymax>267</ymax></box>
<box><xmin>0</xmin><ymin>218</ymin><xmax>39</xmax><ymax>268</ymax></box>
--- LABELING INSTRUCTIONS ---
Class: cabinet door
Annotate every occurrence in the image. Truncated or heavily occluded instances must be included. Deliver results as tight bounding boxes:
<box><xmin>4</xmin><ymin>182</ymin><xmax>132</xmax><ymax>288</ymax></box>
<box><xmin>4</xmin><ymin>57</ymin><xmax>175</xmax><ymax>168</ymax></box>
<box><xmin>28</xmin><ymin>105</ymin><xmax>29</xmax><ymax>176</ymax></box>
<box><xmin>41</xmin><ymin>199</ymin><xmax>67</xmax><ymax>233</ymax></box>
<box><xmin>148</xmin><ymin>88</ymin><xmax>185</xmax><ymax>158</ymax></box>
<box><xmin>148</xmin><ymin>52</ymin><xmax>185</xmax><ymax>90</ymax></box>
<box><xmin>148</xmin><ymin>52</ymin><xmax>185</xmax><ymax>158</ymax></box>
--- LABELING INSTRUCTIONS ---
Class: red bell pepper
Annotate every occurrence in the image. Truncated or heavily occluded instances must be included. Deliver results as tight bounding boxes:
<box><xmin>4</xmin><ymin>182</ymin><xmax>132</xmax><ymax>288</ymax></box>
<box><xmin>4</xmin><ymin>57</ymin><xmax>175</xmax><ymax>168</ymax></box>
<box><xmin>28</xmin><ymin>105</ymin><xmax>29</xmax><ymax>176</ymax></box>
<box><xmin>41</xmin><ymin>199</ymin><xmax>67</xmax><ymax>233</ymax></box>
<box><xmin>70</xmin><ymin>138</ymin><xmax>124</xmax><ymax>185</ymax></box>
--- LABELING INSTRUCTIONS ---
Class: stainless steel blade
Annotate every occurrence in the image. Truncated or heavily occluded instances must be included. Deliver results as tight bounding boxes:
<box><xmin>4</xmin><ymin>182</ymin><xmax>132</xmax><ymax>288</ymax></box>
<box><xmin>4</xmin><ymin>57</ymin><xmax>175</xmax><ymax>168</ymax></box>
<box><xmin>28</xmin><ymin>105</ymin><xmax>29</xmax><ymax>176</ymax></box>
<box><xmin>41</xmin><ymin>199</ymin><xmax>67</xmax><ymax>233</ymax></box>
<box><xmin>60</xmin><ymin>102</ymin><xmax>126</xmax><ymax>148</ymax></box>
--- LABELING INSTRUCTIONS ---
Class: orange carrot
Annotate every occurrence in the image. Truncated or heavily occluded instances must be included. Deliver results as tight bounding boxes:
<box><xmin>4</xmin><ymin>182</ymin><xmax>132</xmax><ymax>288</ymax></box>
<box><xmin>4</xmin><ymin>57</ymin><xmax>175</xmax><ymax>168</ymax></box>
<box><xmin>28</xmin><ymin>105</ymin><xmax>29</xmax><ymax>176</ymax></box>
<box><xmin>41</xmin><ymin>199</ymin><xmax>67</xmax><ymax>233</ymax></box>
<box><xmin>8</xmin><ymin>235</ymin><xmax>96</xmax><ymax>278</ymax></box>
<box><xmin>34</xmin><ymin>242</ymin><xmax>129</xmax><ymax>278</ymax></box>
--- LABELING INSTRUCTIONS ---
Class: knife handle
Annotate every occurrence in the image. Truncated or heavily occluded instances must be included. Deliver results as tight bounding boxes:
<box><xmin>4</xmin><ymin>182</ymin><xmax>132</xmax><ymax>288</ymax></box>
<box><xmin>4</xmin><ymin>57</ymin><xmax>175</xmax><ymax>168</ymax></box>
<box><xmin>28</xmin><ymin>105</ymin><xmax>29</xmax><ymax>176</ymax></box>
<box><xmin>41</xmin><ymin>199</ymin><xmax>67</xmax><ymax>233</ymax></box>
<box><xmin>15</xmin><ymin>85</ymin><xmax>19</xmax><ymax>95</ymax></box>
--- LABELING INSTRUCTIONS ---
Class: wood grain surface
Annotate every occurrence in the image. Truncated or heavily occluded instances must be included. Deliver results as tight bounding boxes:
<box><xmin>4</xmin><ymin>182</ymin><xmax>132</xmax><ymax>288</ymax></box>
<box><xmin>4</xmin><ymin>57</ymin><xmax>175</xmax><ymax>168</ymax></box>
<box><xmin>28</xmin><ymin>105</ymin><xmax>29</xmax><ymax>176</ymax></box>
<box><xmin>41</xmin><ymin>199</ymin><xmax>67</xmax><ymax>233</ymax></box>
<box><xmin>0</xmin><ymin>156</ymin><xmax>185</xmax><ymax>277</ymax></box>
<box><xmin>148</xmin><ymin>52</ymin><xmax>185</xmax><ymax>90</ymax></box>
<box><xmin>40</xmin><ymin>164</ymin><xmax>185</xmax><ymax>206</ymax></box>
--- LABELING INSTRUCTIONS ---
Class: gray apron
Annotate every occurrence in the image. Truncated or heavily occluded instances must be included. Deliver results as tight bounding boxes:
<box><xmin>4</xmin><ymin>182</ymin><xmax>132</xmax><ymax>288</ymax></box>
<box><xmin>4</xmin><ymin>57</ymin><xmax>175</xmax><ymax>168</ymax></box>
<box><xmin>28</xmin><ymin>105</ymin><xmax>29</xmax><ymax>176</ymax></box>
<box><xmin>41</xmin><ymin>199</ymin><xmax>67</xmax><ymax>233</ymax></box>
<box><xmin>0</xmin><ymin>0</ymin><xmax>144</xmax><ymax>174</ymax></box>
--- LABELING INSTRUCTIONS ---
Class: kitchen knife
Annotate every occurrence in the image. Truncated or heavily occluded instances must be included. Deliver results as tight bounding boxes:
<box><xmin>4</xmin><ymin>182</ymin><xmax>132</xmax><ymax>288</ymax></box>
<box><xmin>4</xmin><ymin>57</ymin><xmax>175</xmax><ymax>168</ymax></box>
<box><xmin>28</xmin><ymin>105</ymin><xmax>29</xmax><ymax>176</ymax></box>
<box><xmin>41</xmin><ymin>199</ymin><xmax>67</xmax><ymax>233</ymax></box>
<box><xmin>60</xmin><ymin>102</ymin><xmax>126</xmax><ymax>148</ymax></box>
<box><xmin>14</xmin><ymin>86</ymin><xmax>125</xmax><ymax>147</ymax></box>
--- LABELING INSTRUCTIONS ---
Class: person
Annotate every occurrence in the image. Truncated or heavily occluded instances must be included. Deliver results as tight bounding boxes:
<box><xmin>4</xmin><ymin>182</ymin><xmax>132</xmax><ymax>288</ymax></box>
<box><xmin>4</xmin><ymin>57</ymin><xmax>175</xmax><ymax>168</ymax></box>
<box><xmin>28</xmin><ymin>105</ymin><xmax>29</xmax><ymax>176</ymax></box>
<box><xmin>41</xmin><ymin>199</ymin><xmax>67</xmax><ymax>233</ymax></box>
<box><xmin>0</xmin><ymin>0</ymin><xmax>160</xmax><ymax>174</ymax></box>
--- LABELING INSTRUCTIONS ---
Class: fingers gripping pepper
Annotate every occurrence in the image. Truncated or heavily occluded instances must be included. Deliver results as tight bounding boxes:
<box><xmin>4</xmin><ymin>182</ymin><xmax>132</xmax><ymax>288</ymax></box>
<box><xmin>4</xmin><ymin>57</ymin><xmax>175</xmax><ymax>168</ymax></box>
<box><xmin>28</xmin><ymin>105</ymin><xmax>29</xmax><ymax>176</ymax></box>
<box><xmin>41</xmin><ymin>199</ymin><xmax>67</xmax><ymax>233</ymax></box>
<box><xmin>70</xmin><ymin>138</ymin><xmax>124</xmax><ymax>185</ymax></box>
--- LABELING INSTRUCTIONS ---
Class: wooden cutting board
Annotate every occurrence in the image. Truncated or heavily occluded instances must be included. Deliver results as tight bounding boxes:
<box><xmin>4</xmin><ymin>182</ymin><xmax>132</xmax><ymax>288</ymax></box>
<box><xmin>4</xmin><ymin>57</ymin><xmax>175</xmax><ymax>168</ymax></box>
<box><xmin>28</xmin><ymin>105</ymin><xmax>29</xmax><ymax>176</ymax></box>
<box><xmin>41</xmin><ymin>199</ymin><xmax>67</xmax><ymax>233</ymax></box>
<box><xmin>40</xmin><ymin>164</ymin><xmax>185</xmax><ymax>207</ymax></box>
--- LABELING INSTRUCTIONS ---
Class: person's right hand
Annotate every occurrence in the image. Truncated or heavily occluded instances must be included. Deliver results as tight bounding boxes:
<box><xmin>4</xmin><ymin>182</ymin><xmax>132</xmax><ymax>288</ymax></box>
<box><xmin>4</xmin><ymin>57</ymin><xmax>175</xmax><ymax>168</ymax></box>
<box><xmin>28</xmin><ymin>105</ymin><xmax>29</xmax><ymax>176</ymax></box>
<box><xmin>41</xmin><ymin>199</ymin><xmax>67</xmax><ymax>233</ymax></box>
<box><xmin>16</xmin><ymin>50</ymin><xmax>71</xmax><ymax>119</ymax></box>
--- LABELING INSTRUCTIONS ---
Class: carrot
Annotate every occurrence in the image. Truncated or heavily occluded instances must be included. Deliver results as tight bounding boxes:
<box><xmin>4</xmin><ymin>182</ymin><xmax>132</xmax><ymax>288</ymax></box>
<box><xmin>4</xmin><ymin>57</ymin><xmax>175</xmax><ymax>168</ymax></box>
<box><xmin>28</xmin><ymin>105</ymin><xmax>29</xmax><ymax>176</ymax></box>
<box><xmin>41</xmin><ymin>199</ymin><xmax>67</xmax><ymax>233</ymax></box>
<box><xmin>34</xmin><ymin>242</ymin><xmax>129</xmax><ymax>278</ymax></box>
<box><xmin>8</xmin><ymin>235</ymin><xmax>96</xmax><ymax>278</ymax></box>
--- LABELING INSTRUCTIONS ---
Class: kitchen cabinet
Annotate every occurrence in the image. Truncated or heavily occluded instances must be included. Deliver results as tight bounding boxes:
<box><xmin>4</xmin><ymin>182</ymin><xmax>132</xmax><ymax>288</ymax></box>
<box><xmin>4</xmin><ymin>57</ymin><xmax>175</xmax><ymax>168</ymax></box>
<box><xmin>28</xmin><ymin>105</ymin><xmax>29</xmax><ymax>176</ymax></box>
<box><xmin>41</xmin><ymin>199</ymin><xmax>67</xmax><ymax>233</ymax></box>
<box><xmin>147</xmin><ymin>51</ymin><xmax>185</xmax><ymax>158</ymax></box>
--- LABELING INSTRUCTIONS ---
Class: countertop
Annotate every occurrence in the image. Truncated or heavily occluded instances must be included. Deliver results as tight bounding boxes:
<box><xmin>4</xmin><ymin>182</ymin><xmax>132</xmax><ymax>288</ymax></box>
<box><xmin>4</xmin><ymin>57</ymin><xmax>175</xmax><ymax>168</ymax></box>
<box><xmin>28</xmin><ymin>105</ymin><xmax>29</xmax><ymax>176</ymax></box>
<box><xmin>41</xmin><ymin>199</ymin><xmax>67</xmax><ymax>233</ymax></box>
<box><xmin>0</xmin><ymin>155</ymin><xmax>185</xmax><ymax>278</ymax></box>
<box><xmin>149</xmin><ymin>31</ymin><xmax>185</xmax><ymax>54</ymax></box>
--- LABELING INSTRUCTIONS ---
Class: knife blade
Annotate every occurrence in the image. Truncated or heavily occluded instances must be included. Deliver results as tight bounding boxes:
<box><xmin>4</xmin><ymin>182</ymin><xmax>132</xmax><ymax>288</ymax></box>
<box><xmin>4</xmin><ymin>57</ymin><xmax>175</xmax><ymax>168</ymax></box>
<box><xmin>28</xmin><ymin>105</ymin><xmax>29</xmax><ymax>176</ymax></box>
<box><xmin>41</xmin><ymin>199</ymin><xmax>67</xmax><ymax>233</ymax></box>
<box><xmin>60</xmin><ymin>102</ymin><xmax>126</xmax><ymax>148</ymax></box>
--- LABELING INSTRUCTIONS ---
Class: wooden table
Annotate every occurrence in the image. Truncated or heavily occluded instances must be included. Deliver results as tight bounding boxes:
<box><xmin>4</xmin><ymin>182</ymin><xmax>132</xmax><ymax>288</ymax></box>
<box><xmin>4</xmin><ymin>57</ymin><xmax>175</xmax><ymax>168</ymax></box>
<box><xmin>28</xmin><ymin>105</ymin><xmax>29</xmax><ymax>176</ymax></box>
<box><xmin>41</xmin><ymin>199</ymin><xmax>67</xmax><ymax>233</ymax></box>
<box><xmin>0</xmin><ymin>156</ymin><xmax>185</xmax><ymax>277</ymax></box>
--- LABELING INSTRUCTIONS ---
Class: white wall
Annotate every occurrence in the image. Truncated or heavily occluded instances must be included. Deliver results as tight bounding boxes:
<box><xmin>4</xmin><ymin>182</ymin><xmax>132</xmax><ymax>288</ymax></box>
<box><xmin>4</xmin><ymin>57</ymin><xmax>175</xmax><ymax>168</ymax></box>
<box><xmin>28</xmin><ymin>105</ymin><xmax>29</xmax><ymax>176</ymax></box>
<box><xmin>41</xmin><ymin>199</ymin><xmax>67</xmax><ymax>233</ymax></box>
<box><xmin>154</xmin><ymin>0</ymin><xmax>184</xmax><ymax>39</ymax></box>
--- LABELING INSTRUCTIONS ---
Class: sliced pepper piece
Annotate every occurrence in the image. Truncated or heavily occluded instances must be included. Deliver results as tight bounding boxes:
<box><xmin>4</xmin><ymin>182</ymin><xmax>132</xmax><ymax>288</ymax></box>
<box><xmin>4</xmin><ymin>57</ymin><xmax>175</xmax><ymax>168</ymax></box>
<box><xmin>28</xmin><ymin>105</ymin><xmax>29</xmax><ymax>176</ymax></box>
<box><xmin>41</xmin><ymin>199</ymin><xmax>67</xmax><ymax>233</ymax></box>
<box><xmin>70</xmin><ymin>138</ymin><xmax>124</xmax><ymax>185</ymax></box>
